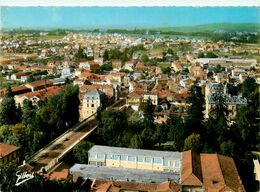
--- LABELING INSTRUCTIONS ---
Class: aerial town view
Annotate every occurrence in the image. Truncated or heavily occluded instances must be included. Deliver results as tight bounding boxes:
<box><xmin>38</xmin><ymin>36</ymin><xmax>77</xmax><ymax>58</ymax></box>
<box><xmin>0</xmin><ymin>5</ymin><xmax>259</xmax><ymax>192</ymax></box>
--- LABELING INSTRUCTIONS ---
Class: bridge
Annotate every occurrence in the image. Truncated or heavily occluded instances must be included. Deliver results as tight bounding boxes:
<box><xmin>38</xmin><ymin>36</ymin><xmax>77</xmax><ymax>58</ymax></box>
<box><xmin>27</xmin><ymin>99</ymin><xmax>126</xmax><ymax>173</ymax></box>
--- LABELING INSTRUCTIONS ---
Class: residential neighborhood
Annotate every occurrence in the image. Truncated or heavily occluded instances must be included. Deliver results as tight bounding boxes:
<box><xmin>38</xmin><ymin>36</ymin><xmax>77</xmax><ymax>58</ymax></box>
<box><xmin>0</xmin><ymin>5</ymin><xmax>259</xmax><ymax>192</ymax></box>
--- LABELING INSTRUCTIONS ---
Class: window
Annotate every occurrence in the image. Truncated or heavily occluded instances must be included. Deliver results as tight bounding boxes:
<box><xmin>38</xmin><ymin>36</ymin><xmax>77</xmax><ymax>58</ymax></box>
<box><xmin>89</xmin><ymin>161</ymin><xmax>96</xmax><ymax>165</ymax></box>
<box><xmin>91</xmin><ymin>104</ymin><xmax>94</xmax><ymax>107</ymax></box>
<box><xmin>137</xmin><ymin>156</ymin><xmax>144</xmax><ymax>162</ymax></box>
<box><xmin>128</xmin><ymin>156</ymin><xmax>136</xmax><ymax>162</ymax></box>
<box><xmin>121</xmin><ymin>155</ymin><xmax>127</xmax><ymax>161</ymax></box>
<box><xmin>170</xmin><ymin>161</ymin><xmax>175</xmax><ymax>167</ymax></box>
<box><xmin>97</xmin><ymin>162</ymin><xmax>105</xmax><ymax>166</ymax></box>
<box><xmin>163</xmin><ymin>161</ymin><xmax>169</xmax><ymax>166</ymax></box>
<box><xmin>114</xmin><ymin>155</ymin><xmax>120</xmax><ymax>160</ymax></box>
<box><xmin>97</xmin><ymin>154</ymin><xmax>105</xmax><ymax>159</ymax></box>
<box><xmin>89</xmin><ymin>153</ymin><xmax>96</xmax><ymax>158</ymax></box>
<box><xmin>145</xmin><ymin>157</ymin><xmax>152</xmax><ymax>163</ymax></box>
<box><xmin>175</xmin><ymin>161</ymin><xmax>180</xmax><ymax>168</ymax></box>
<box><xmin>153</xmin><ymin>157</ymin><xmax>162</xmax><ymax>164</ymax></box>
<box><xmin>106</xmin><ymin>154</ymin><xmax>113</xmax><ymax>159</ymax></box>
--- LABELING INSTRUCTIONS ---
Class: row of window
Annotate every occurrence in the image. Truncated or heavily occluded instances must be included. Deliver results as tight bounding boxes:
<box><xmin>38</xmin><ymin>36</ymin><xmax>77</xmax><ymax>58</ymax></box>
<box><xmin>86</xmin><ymin>104</ymin><xmax>95</xmax><ymax>108</ymax></box>
<box><xmin>86</xmin><ymin>97</ymin><xmax>98</xmax><ymax>100</ymax></box>
<box><xmin>88</xmin><ymin>153</ymin><xmax>180</xmax><ymax>167</ymax></box>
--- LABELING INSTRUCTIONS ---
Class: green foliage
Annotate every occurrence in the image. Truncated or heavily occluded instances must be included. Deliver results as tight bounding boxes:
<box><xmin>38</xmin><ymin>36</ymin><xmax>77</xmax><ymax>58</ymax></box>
<box><xmin>94</xmin><ymin>63</ymin><xmax>113</xmax><ymax>74</ymax></box>
<box><xmin>74</xmin><ymin>48</ymin><xmax>88</xmax><ymax>60</ymax></box>
<box><xmin>240</xmin><ymin>77</ymin><xmax>258</xmax><ymax>100</ymax></box>
<box><xmin>184</xmin><ymin>133</ymin><xmax>202</xmax><ymax>153</ymax></box>
<box><xmin>206</xmin><ymin>51</ymin><xmax>218</xmax><ymax>58</ymax></box>
<box><xmin>143</xmin><ymin>98</ymin><xmax>155</xmax><ymax>130</ymax></box>
<box><xmin>220</xmin><ymin>140</ymin><xmax>235</xmax><ymax>156</ymax></box>
<box><xmin>27</xmin><ymin>75</ymin><xmax>35</xmax><ymax>83</ymax></box>
<box><xmin>161</xmin><ymin>67</ymin><xmax>171</xmax><ymax>75</ymax></box>
<box><xmin>129</xmin><ymin>134</ymin><xmax>143</xmax><ymax>148</ymax></box>
<box><xmin>0</xmin><ymin>96</ymin><xmax>19</xmax><ymax>125</ymax></box>
<box><xmin>140</xmin><ymin>54</ymin><xmax>149</xmax><ymax>63</ymax></box>
<box><xmin>185</xmin><ymin>85</ymin><xmax>205</xmax><ymax>135</ymax></box>
<box><xmin>73</xmin><ymin>140</ymin><xmax>94</xmax><ymax>163</ymax></box>
<box><xmin>0</xmin><ymin>85</ymin><xmax>80</xmax><ymax>157</ymax></box>
<box><xmin>97</xmin><ymin>108</ymin><xmax>128</xmax><ymax>146</ymax></box>
<box><xmin>166</xmin><ymin>114</ymin><xmax>185</xmax><ymax>151</ymax></box>
<box><xmin>214</xmin><ymin>64</ymin><xmax>224</xmax><ymax>73</ymax></box>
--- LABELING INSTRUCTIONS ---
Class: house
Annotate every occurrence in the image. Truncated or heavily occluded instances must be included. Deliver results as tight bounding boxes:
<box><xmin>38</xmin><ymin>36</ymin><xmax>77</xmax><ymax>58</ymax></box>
<box><xmin>14</xmin><ymin>86</ymin><xmax>62</xmax><ymax>106</ymax></box>
<box><xmin>172</xmin><ymin>61</ymin><xmax>183</xmax><ymax>72</ymax></box>
<box><xmin>181</xmin><ymin>150</ymin><xmax>245</xmax><ymax>192</ymax></box>
<box><xmin>127</xmin><ymin>91</ymin><xmax>142</xmax><ymax>111</ymax></box>
<box><xmin>143</xmin><ymin>92</ymin><xmax>159</xmax><ymax>105</ymax></box>
<box><xmin>112</xmin><ymin>59</ymin><xmax>123</xmax><ymax>70</ymax></box>
<box><xmin>25</xmin><ymin>79</ymin><xmax>53</xmax><ymax>92</ymax></box>
<box><xmin>10</xmin><ymin>72</ymin><xmax>32</xmax><ymax>82</ymax></box>
<box><xmin>81</xmin><ymin>89</ymin><xmax>105</xmax><ymax>119</ymax></box>
<box><xmin>195</xmin><ymin>58</ymin><xmax>257</xmax><ymax>70</ymax></box>
<box><xmin>80</xmin><ymin>84</ymin><xmax>115</xmax><ymax>102</ymax></box>
<box><xmin>0</xmin><ymin>143</ymin><xmax>20</xmax><ymax>165</ymax></box>
<box><xmin>205</xmin><ymin>83</ymin><xmax>247</xmax><ymax>119</ymax></box>
<box><xmin>79</xmin><ymin>61</ymin><xmax>99</xmax><ymax>72</ymax></box>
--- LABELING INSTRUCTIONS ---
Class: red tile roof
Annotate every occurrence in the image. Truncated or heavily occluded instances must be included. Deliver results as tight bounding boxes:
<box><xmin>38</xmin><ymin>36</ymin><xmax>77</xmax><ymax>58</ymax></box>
<box><xmin>181</xmin><ymin>151</ymin><xmax>245</xmax><ymax>192</ymax></box>
<box><xmin>181</xmin><ymin>150</ymin><xmax>203</xmax><ymax>186</ymax></box>
<box><xmin>0</xmin><ymin>143</ymin><xmax>19</xmax><ymax>158</ymax></box>
<box><xmin>18</xmin><ymin>86</ymin><xmax>62</xmax><ymax>100</ymax></box>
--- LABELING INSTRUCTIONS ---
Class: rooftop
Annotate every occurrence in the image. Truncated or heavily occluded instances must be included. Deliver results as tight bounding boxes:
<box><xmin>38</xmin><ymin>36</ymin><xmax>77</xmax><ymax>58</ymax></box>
<box><xmin>208</xmin><ymin>95</ymin><xmax>247</xmax><ymax>105</ymax></box>
<box><xmin>0</xmin><ymin>143</ymin><xmax>19</xmax><ymax>158</ymax></box>
<box><xmin>70</xmin><ymin>164</ymin><xmax>180</xmax><ymax>183</ymax></box>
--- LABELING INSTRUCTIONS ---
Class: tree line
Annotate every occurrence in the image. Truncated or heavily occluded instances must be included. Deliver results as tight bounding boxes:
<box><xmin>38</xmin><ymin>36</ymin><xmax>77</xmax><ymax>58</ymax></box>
<box><xmin>0</xmin><ymin>85</ymin><xmax>80</xmax><ymax>159</ymax></box>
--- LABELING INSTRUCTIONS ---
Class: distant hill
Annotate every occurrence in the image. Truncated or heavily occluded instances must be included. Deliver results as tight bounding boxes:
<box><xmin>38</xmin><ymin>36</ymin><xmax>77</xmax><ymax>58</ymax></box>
<box><xmin>152</xmin><ymin>23</ymin><xmax>260</xmax><ymax>33</ymax></box>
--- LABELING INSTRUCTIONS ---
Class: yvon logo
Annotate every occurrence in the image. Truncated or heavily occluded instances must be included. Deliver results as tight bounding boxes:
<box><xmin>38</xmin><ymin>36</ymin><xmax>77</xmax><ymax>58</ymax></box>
<box><xmin>15</xmin><ymin>171</ymin><xmax>34</xmax><ymax>186</ymax></box>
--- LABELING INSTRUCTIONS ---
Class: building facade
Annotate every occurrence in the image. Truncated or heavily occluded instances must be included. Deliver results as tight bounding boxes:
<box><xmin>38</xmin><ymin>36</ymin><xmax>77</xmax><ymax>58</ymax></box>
<box><xmin>81</xmin><ymin>89</ymin><xmax>104</xmax><ymax>119</ymax></box>
<box><xmin>88</xmin><ymin>145</ymin><xmax>181</xmax><ymax>173</ymax></box>
<box><xmin>205</xmin><ymin>83</ymin><xmax>247</xmax><ymax>119</ymax></box>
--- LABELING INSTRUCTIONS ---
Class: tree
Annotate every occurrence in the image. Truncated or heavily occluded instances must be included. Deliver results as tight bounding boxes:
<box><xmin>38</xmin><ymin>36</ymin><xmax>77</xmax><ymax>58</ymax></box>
<box><xmin>74</xmin><ymin>48</ymin><xmax>87</xmax><ymax>60</ymax></box>
<box><xmin>198</xmin><ymin>52</ymin><xmax>205</xmax><ymax>58</ymax></box>
<box><xmin>73</xmin><ymin>140</ymin><xmax>94</xmax><ymax>163</ymax></box>
<box><xmin>129</xmin><ymin>134</ymin><xmax>143</xmax><ymax>148</ymax></box>
<box><xmin>103</xmin><ymin>49</ymin><xmax>109</xmax><ymax>61</ymax></box>
<box><xmin>206</xmin><ymin>51</ymin><xmax>218</xmax><ymax>58</ymax></box>
<box><xmin>0</xmin><ymin>96</ymin><xmax>18</xmax><ymax>125</ymax></box>
<box><xmin>22</xmin><ymin>99</ymin><xmax>36</xmax><ymax>126</ymax></box>
<box><xmin>143</xmin><ymin>98</ymin><xmax>155</xmax><ymax>130</ymax></box>
<box><xmin>97</xmin><ymin>108</ymin><xmax>128</xmax><ymax>146</ymax></box>
<box><xmin>184</xmin><ymin>133</ymin><xmax>202</xmax><ymax>153</ymax></box>
<box><xmin>240</xmin><ymin>77</ymin><xmax>258</xmax><ymax>101</ymax></box>
<box><xmin>140</xmin><ymin>54</ymin><xmax>149</xmax><ymax>63</ymax></box>
<box><xmin>167</xmin><ymin>114</ymin><xmax>185</xmax><ymax>151</ymax></box>
<box><xmin>27</xmin><ymin>75</ymin><xmax>35</xmax><ymax>83</ymax></box>
<box><xmin>205</xmin><ymin>92</ymin><xmax>229</xmax><ymax>151</ymax></box>
<box><xmin>185</xmin><ymin>85</ymin><xmax>205</xmax><ymax>135</ymax></box>
<box><xmin>162</xmin><ymin>67</ymin><xmax>171</xmax><ymax>75</ymax></box>
<box><xmin>220</xmin><ymin>140</ymin><xmax>235</xmax><ymax>156</ymax></box>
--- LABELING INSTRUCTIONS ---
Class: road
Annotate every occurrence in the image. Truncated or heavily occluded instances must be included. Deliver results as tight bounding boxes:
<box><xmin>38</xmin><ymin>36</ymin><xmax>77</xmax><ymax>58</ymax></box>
<box><xmin>29</xmin><ymin>117</ymin><xmax>97</xmax><ymax>172</ymax></box>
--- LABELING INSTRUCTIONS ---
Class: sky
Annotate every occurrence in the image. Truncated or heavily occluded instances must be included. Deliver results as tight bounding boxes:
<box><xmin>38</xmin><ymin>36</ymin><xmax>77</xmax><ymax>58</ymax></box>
<box><xmin>1</xmin><ymin>7</ymin><xmax>259</xmax><ymax>29</ymax></box>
